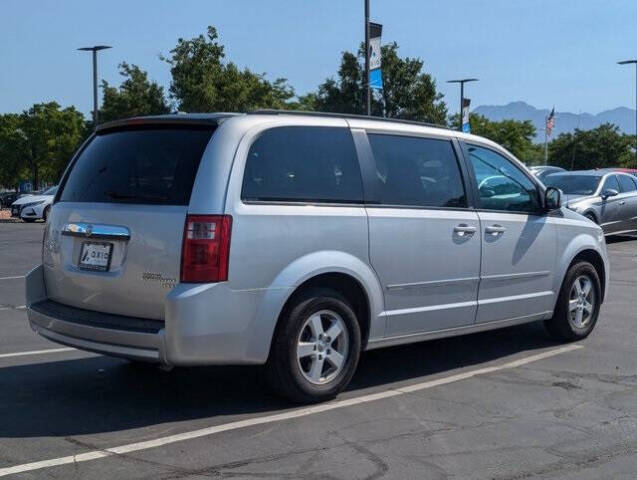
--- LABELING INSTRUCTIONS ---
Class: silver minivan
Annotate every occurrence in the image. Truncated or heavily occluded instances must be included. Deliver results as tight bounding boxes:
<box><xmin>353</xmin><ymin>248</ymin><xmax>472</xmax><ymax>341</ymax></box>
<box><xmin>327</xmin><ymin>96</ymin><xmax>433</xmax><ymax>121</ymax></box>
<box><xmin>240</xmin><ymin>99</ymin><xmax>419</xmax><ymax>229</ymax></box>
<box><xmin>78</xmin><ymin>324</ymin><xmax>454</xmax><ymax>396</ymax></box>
<box><xmin>26</xmin><ymin>112</ymin><xmax>609</xmax><ymax>402</ymax></box>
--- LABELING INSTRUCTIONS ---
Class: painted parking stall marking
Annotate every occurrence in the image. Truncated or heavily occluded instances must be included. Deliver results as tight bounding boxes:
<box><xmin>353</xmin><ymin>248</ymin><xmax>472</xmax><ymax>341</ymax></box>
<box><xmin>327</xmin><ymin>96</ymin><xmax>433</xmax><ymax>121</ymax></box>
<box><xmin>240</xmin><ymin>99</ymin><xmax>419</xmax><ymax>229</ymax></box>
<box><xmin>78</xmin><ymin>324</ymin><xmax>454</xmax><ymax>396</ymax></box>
<box><xmin>0</xmin><ymin>347</ymin><xmax>75</xmax><ymax>359</ymax></box>
<box><xmin>0</xmin><ymin>343</ymin><xmax>582</xmax><ymax>478</ymax></box>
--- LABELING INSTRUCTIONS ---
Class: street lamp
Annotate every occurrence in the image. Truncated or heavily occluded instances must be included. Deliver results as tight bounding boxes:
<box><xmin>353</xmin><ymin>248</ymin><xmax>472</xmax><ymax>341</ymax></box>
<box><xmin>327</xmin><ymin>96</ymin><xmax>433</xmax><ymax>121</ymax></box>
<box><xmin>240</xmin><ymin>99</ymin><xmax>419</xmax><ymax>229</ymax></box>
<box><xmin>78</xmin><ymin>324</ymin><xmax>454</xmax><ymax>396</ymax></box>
<box><xmin>364</xmin><ymin>0</ymin><xmax>370</xmax><ymax>116</ymax></box>
<box><xmin>78</xmin><ymin>45</ymin><xmax>112</xmax><ymax>130</ymax></box>
<box><xmin>618</xmin><ymin>59</ymin><xmax>637</xmax><ymax>166</ymax></box>
<box><xmin>447</xmin><ymin>78</ymin><xmax>478</xmax><ymax>130</ymax></box>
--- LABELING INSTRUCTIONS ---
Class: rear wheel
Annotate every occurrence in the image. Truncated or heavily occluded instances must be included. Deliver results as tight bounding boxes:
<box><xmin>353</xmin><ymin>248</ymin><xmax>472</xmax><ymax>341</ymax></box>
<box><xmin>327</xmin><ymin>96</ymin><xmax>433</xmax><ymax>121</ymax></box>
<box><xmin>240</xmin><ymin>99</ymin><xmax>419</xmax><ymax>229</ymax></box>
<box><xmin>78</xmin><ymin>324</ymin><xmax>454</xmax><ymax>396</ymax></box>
<box><xmin>42</xmin><ymin>205</ymin><xmax>50</xmax><ymax>222</ymax></box>
<box><xmin>22</xmin><ymin>218</ymin><xmax>36</xmax><ymax>223</ymax></box>
<box><xmin>266</xmin><ymin>288</ymin><xmax>361</xmax><ymax>403</ymax></box>
<box><xmin>545</xmin><ymin>261</ymin><xmax>601</xmax><ymax>341</ymax></box>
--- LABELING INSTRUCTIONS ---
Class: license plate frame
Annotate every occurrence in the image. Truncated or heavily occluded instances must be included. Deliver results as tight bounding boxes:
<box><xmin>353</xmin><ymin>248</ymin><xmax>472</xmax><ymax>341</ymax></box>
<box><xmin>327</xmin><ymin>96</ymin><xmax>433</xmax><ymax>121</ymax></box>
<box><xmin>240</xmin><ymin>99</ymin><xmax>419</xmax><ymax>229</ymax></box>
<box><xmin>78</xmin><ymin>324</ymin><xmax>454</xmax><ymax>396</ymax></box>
<box><xmin>78</xmin><ymin>241</ymin><xmax>113</xmax><ymax>272</ymax></box>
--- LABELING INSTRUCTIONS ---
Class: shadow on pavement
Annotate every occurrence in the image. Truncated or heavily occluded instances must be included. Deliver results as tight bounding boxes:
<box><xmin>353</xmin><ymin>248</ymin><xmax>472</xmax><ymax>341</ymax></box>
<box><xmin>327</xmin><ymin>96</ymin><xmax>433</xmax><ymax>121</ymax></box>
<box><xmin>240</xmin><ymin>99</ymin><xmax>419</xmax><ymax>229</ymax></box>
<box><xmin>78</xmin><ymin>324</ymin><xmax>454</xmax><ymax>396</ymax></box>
<box><xmin>0</xmin><ymin>321</ymin><xmax>560</xmax><ymax>439</ymax></box>
<box><xmin>606</xmin><ymin>233</ymin><xmax>637</xmax><ymax>244</ymax></box>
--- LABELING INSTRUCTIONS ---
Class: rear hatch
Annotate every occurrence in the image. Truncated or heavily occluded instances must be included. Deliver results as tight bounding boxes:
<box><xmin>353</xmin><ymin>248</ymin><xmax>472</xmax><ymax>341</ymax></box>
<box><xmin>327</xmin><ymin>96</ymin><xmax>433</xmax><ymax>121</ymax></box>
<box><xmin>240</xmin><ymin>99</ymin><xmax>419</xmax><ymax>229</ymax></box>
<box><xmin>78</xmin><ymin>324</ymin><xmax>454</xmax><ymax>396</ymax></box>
<box><xmin>43</xmin><ymin>122</ymin><xmax>216</xmax><ymax>320</ymax></box>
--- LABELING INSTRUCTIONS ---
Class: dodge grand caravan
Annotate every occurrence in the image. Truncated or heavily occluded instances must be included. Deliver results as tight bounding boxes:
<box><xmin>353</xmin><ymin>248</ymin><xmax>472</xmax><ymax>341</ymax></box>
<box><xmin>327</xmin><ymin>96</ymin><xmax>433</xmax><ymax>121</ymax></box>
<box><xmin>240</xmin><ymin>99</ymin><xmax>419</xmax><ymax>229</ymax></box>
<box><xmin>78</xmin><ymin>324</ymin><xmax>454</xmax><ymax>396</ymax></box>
<box><xmin>26</xmin><ymin>111</ymin><xmax>609</xmax><ymax>402</ymax></box>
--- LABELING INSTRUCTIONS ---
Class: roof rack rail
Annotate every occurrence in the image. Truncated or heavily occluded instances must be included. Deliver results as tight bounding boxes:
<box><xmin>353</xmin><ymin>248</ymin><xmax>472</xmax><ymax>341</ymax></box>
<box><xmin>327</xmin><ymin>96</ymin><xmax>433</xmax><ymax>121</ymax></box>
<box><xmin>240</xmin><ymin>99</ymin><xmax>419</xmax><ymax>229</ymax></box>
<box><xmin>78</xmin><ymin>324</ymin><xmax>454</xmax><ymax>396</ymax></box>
<box><xmin>249</xmin><ymin>109</ymin><xmax>452</xmax><ymax>131</ymax></box>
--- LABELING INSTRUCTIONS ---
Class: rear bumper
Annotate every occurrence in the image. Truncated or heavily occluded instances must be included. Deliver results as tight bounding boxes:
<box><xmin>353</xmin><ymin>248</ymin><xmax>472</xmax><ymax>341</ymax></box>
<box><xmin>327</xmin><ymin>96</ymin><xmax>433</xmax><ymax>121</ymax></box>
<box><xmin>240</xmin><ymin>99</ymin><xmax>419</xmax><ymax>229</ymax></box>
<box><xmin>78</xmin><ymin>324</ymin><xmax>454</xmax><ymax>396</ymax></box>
<box><xmin>29</xmin><ymin>299</ymin><xmax>164</xmax><ymax>362</ymax></box>
<box><xmin>25</xmin><ymin>265</ymin><xmax>277</xmax><ymax>366</ymax></box>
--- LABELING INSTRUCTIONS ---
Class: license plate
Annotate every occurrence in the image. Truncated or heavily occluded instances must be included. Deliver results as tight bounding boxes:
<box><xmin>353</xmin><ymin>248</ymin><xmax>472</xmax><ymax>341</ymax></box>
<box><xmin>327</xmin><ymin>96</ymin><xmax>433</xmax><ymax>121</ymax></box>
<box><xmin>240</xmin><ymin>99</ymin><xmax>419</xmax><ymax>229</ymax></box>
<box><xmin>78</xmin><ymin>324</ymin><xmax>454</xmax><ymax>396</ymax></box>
<box><xmin>79</xmin><ymin>242</ymin><xmax>113</xmax><ymax>271</ymax></box>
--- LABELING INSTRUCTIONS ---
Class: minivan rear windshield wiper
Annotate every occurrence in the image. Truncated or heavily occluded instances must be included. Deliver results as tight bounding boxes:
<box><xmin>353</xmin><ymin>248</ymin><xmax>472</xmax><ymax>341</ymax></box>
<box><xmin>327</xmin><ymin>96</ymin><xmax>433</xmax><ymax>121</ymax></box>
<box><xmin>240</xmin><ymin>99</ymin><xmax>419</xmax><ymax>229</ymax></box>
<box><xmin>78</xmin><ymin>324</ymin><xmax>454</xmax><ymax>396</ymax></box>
<box><xmin>106</xmin><ymin>191</ymin><xmax>169</xmax><ymax>202</ymax></box>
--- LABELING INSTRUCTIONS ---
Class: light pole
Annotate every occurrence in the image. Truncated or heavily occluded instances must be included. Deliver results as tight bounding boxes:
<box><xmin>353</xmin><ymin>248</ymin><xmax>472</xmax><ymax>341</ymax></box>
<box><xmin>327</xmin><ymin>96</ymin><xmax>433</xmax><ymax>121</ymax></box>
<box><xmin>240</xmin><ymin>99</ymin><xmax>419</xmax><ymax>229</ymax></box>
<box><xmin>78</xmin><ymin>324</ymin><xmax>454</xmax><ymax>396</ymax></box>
<box><xmin>78</xmin><ymin>45</ymin><xmax>112</xmax><ymax>130</ymax></box>
<box><xmin>447</xmin><ymin>78</ymin><xmax>478</xmax><ymax>130</ymax></box>
<box><xmin>364</xmin><ymin>0</ymin><xmax>370</xmax><ymax>116</ymax></box>
<box><xmin>618</xmin><ymin>59</ymin><xmax>637</xmax><ymax>167</ymax></box>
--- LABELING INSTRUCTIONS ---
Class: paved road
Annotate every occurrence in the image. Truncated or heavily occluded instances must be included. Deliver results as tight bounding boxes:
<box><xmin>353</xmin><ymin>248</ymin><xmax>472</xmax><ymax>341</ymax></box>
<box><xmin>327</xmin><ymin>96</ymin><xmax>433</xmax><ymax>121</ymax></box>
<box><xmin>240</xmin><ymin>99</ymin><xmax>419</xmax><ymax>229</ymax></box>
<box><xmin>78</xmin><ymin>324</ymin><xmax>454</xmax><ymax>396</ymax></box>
<box><xmin>1</xmin><ymin>222</ymin><xmax>637</xmax><ymax>479</ymax></box>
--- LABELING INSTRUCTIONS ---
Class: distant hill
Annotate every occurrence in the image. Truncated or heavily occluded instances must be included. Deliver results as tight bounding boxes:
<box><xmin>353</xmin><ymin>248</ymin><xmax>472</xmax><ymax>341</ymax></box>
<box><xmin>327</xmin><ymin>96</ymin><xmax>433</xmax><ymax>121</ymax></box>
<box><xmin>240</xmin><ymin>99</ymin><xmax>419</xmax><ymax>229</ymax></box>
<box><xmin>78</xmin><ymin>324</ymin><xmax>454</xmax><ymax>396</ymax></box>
<box><xmin>473</xmin><ymin>101</ymin><xmax>636</xmax><ymax>140</ymax></box>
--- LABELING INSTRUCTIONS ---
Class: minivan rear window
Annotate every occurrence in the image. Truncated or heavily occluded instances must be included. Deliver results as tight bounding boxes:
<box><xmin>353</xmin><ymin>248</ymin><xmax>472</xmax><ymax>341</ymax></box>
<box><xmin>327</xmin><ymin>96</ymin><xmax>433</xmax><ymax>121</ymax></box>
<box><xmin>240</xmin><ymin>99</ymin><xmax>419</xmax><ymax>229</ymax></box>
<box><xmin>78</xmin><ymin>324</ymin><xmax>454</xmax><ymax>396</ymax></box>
<box><xmin>59</xmin><ymin>126</ymin><xmax>215</xmax><ymax>205</ymax></box>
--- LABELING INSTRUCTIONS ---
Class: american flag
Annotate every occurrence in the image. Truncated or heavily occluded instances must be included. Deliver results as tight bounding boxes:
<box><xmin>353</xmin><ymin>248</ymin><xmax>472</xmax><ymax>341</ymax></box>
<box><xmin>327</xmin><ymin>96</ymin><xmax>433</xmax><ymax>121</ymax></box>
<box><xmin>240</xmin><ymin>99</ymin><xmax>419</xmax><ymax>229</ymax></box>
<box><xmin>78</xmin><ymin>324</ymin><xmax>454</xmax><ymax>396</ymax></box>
<box><xmin>546</xmin><ymin>107</ymin><xmax>555</xmax><ymax>137</ymax></box>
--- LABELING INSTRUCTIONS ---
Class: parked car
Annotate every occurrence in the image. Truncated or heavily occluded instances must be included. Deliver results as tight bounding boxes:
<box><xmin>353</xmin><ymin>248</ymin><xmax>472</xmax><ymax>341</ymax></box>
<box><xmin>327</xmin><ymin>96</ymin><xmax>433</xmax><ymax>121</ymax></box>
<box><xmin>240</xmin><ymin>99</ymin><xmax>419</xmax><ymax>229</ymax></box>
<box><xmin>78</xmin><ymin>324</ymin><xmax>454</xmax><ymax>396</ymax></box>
<box><xmin>1</xmin><ymin>191</ymin><xmax>21</xmax><ymax>209</ymax></box>
<box><xmin>543</xmin><ymin>170</ymin><xmax>637</xmax><ymax>235</ymax></box>
<box><xmin>10</xmin><ymin>186</ymin><xmax>57</xmax><ymax>222</ymax></box>
<box><xmin>529</xmin><ymin>165</ymin><xmax>566</xmax><ymax>182</ymax></box>
<box><xmin>25</xmin><ymin>112</ymin><xmax>609</xmax><ymax>403</ymax></box>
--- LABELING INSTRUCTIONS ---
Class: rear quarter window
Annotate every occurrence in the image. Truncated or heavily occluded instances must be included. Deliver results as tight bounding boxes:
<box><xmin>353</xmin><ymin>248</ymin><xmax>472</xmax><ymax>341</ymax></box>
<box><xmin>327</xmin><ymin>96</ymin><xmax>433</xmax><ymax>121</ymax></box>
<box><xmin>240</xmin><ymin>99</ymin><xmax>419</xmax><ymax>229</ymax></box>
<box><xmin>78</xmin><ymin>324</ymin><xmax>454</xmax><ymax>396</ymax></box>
<box><xmin>241</xmin><ymin>126</ymin><xmax>363</xmax><ymax>204</ymax></box>
<box><xmin>59</xmin><ymin>125</ymin><xmax>215</xmax><ymax>205</ymax></box>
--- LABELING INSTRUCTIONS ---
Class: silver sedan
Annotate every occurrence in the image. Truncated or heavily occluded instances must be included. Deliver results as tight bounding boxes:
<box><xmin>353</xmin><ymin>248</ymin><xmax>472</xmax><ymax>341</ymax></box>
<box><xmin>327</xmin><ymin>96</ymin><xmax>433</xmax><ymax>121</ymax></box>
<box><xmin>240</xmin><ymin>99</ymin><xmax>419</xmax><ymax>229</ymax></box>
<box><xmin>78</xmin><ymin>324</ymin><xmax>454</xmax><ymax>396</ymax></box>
<box><xmin>544</xmin><ymin>170</ymin><xmax>637</xmax><ymax>235</ymax></box>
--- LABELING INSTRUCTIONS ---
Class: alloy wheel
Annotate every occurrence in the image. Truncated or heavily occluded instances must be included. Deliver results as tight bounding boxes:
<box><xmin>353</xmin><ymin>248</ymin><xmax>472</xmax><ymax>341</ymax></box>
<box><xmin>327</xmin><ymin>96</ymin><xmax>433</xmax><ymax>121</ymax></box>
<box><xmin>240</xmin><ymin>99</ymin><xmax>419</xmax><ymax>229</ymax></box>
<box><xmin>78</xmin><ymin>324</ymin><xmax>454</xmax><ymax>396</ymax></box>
<box><xmin>296</xmin><ymin>309</ymin><xmax>349</xmax><ymax>385</ymax></box>
<box><xmin>568</xmin><ymin>275</ymin><xmax>596</xmax><ymax>329</ymax></box>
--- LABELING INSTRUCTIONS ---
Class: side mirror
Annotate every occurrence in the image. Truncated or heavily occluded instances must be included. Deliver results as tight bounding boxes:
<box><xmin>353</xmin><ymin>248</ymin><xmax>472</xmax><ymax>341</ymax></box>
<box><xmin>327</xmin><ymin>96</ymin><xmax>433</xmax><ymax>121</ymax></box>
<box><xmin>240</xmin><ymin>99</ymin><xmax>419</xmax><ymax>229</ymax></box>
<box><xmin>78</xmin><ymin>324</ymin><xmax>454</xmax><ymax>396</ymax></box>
<box><xmin>601</xmin><ymin>188</ymin><xmax>618</xmax><ymax>200</ymax></box>
<box><xmin>545</xmin><ymin>187</ymin><xmax>562</xmax><ymax>211</ymax></box>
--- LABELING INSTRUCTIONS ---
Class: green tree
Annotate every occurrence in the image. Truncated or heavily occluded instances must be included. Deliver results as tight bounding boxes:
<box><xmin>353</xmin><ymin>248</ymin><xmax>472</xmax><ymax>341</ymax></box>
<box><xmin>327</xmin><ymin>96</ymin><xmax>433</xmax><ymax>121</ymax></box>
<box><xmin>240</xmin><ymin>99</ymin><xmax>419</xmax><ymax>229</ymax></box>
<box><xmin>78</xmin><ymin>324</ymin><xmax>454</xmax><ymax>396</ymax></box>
<box><xmin>308</xmin><ymin>42</ymin><xmax>447</xmax><ymax>124</ymax></box>
<box><xmin>450</xmin><ymin>113</ymin><xmax>539</xmax><ymax>163</ymax></box>
<box><xmin>100</xmin><ymin>62</ymin><xmax>170</xmax><ymax>122</ymax></box>
<box><xmin>1</xmin><ymin>103</ymin><xmax>86</xmax><ymax>189</ymax></box>
<box><xmin>164</xmin><ymin>26</ymin><xmax>295</xmax><ymax>112</ymax></box>
<box><xmin>0</xmin><ymin>114</ymin><xmax>25</xmax><ymax>189</ymax></box>
<box><xmin>548</xmin><ymin>124</ymin><xmax>635</xmax><ymax>170</ymax></box>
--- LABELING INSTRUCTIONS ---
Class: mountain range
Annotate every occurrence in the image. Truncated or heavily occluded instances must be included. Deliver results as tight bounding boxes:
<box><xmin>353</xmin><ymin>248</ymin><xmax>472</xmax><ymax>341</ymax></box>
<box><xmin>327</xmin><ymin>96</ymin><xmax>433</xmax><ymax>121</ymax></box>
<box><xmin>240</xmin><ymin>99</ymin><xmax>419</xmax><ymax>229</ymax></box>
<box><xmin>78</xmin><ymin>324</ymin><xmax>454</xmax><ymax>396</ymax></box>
<box><xmin>473</xmin><ymin>101</ymin><xmax>636</xmax><ymax>140</ymax></box>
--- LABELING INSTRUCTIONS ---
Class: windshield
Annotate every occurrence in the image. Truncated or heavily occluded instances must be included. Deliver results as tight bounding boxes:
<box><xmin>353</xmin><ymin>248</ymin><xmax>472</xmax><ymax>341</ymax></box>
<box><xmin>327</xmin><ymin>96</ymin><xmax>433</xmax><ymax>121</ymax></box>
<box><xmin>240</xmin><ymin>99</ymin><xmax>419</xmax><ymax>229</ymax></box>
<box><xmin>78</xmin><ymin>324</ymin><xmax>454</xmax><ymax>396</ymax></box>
<box><xmin>42</xmin><ymin>186</ymin><xmax>57</xmax><ymax>195</ymax></box>
<box><xmin>59</xmin><ymin>125</ymin><xmax>215</xmax><ymax>205</ymax></box>
<box><xmin>544</xmin><ymin>174</ymin><xmax>601</xmax><ymax>195</ymax></box>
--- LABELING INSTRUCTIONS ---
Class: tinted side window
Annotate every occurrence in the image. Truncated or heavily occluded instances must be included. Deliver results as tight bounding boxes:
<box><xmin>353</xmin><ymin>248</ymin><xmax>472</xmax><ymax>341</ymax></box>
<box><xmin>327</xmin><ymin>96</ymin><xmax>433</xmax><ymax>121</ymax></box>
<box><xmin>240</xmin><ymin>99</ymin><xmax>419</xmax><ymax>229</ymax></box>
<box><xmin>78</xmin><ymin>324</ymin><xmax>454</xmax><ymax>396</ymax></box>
<box><xmin>241</xmin><ymin>127</ymin><xmax>363</xmax><ymax>203</ymax></box>
<box><xmin>467</xmin><ymin>145</ymin><xmax>541</xmax><ymax>213</ymax></box>
<box><xmin>367</xmin><ymin>134</ymin><xmax>466</xmax><ymax>208</ymax></box>
<box><xmin>59</xmin><ymin>126</ymin><xmax>214</xmax><ymax>205</ymax></box>
<box><xmin>618</xmin><ymin>175</ymin><xmax>636</xmax><ymax>193</ymax></box>
<box><xmin>602</xmin><ymin>175</ymin><xmax>620</xmax><ymax>193</ymax></box>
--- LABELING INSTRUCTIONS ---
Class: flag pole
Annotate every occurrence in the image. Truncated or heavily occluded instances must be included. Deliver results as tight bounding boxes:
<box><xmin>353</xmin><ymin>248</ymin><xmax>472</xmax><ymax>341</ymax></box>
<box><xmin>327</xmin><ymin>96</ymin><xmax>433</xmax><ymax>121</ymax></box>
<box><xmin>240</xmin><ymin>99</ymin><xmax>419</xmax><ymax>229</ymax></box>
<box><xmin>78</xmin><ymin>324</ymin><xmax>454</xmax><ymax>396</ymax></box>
<box><xmin>544</xmin><ymin>116</ymin><xmax>548</xmax><ymax>164</ymax></box>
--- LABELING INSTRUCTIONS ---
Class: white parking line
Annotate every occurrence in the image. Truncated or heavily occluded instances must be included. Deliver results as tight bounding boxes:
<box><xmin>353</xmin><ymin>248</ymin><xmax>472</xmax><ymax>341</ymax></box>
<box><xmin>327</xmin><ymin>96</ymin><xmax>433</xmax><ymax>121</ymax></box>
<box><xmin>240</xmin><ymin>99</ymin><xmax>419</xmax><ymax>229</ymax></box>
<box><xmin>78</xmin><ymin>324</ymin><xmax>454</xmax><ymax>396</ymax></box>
<box><xmin>0</xmin><ymin>343</ymin><xmax>582</xmax><ymax>478</ymax></box>
<box><xmin>0</xmin><ymin>347</ymin><xmax>75</xmax><ymax>359</ymax></box>
<box><xmin>0</xmin><ymin>275</ymin><xmax>25</xmax><ymax>281</ymax></box>
<box><xmin>0</xmin><ymin>305</ymin><xmax>26</xmax><ymax>311</ymax></box>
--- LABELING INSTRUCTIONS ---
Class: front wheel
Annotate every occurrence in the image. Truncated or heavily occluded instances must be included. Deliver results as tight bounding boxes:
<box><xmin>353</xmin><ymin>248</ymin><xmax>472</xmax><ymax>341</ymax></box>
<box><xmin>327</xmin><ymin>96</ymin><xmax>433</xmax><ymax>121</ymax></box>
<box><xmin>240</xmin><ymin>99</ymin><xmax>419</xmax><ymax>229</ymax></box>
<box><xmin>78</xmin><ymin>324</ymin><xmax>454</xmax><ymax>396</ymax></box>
<box><xmin>266</xmin><ymin>288</ymin><xmax>361</xmax><ymax>403</ymax></box>
<box><xmin>584</xmin><ymin>212</ymin><xmax>597</xmax><ymax>224</ymax></box>
<box><xmin>545</xmin><ymin>261</ymin><xmax>601</xmax><ymax>341</ymax></box>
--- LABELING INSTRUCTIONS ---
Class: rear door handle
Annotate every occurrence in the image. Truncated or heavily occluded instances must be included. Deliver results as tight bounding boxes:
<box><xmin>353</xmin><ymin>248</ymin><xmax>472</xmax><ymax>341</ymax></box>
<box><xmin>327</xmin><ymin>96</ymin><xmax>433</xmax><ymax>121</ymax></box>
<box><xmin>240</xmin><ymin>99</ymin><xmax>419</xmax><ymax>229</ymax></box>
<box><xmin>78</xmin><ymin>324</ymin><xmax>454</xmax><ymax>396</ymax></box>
<box><xmin>485</xmin><ymin>224</ymin><xmax>506</xmax><ymax>236</ymax></box>
<box><xmin>454</xmin><ymin>224</ymin><xmax>477</xmax><ymax>237</ymax></box>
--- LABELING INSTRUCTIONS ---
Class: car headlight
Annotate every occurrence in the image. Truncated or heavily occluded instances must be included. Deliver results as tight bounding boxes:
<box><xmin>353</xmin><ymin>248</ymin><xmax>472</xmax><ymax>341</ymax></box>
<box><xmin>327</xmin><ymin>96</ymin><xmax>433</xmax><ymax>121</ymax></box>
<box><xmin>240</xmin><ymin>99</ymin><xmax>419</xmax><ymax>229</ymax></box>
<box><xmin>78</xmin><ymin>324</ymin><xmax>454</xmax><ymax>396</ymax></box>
<box><xmin>20</xmin><ymin>200</ymin><xmax>45</xmax><ymax>208</ymax></box>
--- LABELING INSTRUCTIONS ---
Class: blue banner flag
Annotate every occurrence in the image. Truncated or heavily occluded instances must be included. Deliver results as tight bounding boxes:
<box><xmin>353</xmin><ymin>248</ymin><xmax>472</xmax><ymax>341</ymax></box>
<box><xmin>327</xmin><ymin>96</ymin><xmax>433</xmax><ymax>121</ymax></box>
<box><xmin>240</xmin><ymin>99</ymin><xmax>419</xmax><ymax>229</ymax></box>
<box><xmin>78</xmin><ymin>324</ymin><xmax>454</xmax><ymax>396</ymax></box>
<box><xmin>461</xmin><ymin>98</ymin><xmax>471</xmax><ymax>133</ymax></box>
<box><xmin>369</xmin><ymin>22</ymin><xmax>383</xmax><ymax>90</ymax></box>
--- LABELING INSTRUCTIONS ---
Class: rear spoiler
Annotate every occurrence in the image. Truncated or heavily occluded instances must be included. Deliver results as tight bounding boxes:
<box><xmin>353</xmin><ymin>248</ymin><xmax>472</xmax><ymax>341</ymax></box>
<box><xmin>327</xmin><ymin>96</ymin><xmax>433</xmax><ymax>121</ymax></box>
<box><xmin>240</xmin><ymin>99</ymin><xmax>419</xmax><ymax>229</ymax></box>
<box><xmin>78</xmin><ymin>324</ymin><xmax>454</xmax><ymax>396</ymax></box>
<box><xmin>96</xmin><ymin>114</ymin><xmax>239</xmax><ymax>133</ymax></box>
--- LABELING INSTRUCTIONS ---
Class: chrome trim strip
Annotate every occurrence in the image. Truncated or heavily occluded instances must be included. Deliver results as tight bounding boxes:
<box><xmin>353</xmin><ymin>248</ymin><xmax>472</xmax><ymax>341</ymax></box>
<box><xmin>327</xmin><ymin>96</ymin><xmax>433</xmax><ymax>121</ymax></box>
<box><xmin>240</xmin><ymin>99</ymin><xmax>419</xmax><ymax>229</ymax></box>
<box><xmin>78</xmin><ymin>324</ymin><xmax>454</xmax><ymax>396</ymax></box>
<box><xmin>481</xmin><ymin>271</ymin><xmax>551</xmax><ymax>282</ymax></box>
<box><xmin>366</xmin><ymin>311</ymin><xmax>553</xmax><ymax>350</ymax></box>
<box><xmin>384</xmin><ymin>300</ymin><xmax>477</xmax><ymax>317</ymax></box>
<box><xmin>62</xmin><ymin>222</ymin><xmax>131</xmax><ymax>240</ymax></box>
<box><xmin>386</xmin><ymin>276</ymin><xmax>479</xmax><ymax>291</ymax></box>
<box><xmin>478</xmin><ymin>290</ymin><xmax>553</xmax><ymax>305</ymax></box>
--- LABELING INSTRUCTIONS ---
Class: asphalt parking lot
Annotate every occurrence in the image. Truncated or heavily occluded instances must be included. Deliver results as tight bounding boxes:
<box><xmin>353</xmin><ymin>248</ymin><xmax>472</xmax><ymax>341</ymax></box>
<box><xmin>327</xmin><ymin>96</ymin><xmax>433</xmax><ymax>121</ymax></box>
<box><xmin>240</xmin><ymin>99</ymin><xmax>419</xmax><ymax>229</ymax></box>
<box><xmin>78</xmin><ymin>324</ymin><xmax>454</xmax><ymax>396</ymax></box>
<box><xmin>1</xmin><ymin>222</ymin><xmax>637</xmax><ymax>479</ymax></box>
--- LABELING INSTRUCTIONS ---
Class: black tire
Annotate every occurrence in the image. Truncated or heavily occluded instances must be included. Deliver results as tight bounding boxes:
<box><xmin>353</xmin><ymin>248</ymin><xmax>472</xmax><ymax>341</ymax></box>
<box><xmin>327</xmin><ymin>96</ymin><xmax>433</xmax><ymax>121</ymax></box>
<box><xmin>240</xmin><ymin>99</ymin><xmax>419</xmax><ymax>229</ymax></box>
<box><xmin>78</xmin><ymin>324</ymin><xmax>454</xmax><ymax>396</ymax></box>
<box><xmin>584</xmin><ymin>212</ymin><xmax>597</xmax><ymax>224</ymax></box>
<box><xmin>545</xmin><ymin>261</ymin><xmax>601</xmax><ymax>341</ymax></box>
<box><xmin>42</xmin><ymin>206</ymin><xmax>50</xmax><ymax>222</ymax></box>
<box><xmin>266</xmin><ymin>288</ymin><xmax>361</xmax><ymax>403</ymax></box>
<box><xmin>22</xmin><ymin>218</ymin><xmax>36</xmax><ymax>223</ymax></box>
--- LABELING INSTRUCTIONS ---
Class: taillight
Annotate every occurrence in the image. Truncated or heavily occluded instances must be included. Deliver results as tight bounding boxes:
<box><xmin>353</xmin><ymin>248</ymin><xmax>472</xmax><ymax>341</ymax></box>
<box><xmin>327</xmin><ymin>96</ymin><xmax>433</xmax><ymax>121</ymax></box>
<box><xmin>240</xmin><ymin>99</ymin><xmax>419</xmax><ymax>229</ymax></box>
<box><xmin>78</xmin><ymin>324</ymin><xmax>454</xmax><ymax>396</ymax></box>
<box><xmin>180</xmin><ymin>215</ymin><xmax>232</xmax><ymax>283</ymax></box>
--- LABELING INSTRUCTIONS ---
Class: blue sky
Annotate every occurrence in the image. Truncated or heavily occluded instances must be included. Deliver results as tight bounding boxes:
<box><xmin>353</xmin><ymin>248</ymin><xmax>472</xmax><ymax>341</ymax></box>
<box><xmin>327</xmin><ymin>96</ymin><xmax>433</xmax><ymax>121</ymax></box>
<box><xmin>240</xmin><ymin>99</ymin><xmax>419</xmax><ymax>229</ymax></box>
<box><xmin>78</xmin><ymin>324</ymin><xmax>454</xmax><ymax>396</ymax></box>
<box><xmin>1</xmin><ymin>0</ymin><xmax>636</xmax><ymax>117</ymax></box>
